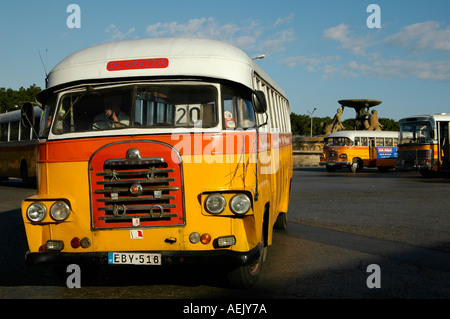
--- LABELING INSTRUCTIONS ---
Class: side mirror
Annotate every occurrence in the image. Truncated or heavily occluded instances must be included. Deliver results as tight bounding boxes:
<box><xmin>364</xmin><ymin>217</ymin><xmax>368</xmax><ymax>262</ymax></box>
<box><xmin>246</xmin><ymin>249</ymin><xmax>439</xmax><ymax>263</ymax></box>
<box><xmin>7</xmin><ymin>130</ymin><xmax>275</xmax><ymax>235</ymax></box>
<box><xmin>21</xmin><ymin>102</ymin><xmax>35</xmax><ymax>128</ymax></box>
<box><xmin>253</xmin><ymin>90</ymin><xmax>267</xmax><ymax>114</ymax></box>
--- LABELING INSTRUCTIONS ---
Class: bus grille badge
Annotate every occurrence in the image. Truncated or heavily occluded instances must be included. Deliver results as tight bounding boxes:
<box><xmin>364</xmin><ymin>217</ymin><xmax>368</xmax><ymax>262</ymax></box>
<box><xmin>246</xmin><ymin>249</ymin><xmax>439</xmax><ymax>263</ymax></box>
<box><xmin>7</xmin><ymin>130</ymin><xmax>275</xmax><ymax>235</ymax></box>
<box><xmin>130</xmin><ymin>230</ymin><xmax>144</xmax><ymax>239</ymax></box>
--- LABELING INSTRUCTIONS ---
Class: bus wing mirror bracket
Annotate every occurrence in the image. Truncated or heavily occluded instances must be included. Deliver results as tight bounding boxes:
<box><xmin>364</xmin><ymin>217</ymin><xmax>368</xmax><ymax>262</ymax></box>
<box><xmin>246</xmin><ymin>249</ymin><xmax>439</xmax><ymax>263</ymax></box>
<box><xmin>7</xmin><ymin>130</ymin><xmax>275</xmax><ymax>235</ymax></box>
<box><xmin>21</xmin><ymin>102</ymin><xmax>35</xmax><ymax>128</ymax></box>
<box><xmin>253</xmin><ymin>90</ymin><xmax>267</xmax><ymax>114</ymax></box>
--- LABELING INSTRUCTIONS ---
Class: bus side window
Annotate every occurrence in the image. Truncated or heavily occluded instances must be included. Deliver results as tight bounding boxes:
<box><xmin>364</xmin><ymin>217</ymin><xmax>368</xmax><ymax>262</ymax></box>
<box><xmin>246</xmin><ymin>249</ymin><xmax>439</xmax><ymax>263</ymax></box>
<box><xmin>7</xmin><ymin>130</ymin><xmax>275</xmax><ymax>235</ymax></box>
<box><xmin>9</xmin><ymin>121</ymin><xmax>19</xmax><ymax>141</ymax></box>
<box><xmin>0</xmin><ymin>123</ymin><xmax>7</xmax><ymax>142</ymax></box>
<box><xmin>361</xmin><ymin>137</ymin><xmax>368</xmax><ymax>146</ymax></box>
<box><xmin>355</xmin><ymin>137</ymin><xmax>360</xmax><ymax>146</ymax></box>
<box><xmin>385</xmin><ymin>138</ymin><xmax>393</xmax><ymax>146</ymax></box>
<box><xmin>21</xmin><ymin>122</ymin><xmax>31</xmax><ymax>141</ymax></box>
<box><xmin>222</xmin><ymin>86</ymin><xmax>256</xmax><ymax>130</ymax></box>
<box><xmin>376</xmin><ymin>138</ymin><xmax>384</xmax><ymax>147</ymax></box>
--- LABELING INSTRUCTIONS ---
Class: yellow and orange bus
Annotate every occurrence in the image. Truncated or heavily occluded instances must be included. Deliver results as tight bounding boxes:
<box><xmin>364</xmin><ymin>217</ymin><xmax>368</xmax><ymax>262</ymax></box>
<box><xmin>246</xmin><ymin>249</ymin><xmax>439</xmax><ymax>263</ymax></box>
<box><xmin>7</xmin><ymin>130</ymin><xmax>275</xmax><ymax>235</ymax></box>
<box><xmin>21</xmin><ymin>37</ymin><xmax>292</xmax><ymax>288</ymax></box>
<box><xmin>320</xmin><ymin>130</ymin><xmax>399</xmax><ymax>172</ymax></box>
<box><xmin>0</xmin><ymin>105</ymin><xmax>42</xmax><ymax>184</ymax></box>
<box><xmin>396</xmin><ymin>113</ymin><xmax>450</xmax><ymax>176</ymax></box>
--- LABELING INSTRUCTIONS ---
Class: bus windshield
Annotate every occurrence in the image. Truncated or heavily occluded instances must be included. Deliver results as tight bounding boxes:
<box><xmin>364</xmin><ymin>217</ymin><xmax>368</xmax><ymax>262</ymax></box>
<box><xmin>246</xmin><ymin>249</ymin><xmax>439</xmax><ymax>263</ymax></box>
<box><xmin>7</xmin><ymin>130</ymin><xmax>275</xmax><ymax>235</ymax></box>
<box><xmin>399</xmin><ymin>121</ymin><xmax>432</xmax><ymax>144</ymax></box>
<box><xmin>51</xmin><ymin>84</ymin><xmax>219</xmax><ymax>135</ymax></box>
<box><xmin>324</xmin><ymin>137</ymin><xmax>354</xmax><ymax>147</ymax></box>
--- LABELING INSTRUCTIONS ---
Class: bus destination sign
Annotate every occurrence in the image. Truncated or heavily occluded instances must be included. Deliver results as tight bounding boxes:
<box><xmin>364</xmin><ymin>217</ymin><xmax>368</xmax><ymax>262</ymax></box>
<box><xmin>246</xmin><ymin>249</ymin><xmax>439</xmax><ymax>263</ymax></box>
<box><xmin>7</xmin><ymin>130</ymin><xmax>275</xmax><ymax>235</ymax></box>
<box><xmin>107</xmin><ymin>58</ymin><xmax>169</xmax><ymax>71</ymax></box>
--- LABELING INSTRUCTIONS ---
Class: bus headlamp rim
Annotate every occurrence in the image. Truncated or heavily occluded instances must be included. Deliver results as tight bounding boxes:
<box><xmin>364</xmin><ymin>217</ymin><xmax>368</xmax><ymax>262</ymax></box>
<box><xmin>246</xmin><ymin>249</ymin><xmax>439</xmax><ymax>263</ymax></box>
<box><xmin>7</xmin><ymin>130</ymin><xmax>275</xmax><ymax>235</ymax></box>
<box><xmin>50</xmin><ymin>201</ymin><xmax>71</xmax><ymax>221</ymax></box>
<box><xmin>230</xmin><ymin>194</ymin><xmax>251</xmax><ymax>215</ymax></box>
<box><xmin>27</xmin><ymin>202</ymin><xmax>47</xmax><ymax>222</ymax></box>
<box><xmin>204</xmin><ymin>193</ymin><xmax>226</xmax><ymax>214</ymax></box>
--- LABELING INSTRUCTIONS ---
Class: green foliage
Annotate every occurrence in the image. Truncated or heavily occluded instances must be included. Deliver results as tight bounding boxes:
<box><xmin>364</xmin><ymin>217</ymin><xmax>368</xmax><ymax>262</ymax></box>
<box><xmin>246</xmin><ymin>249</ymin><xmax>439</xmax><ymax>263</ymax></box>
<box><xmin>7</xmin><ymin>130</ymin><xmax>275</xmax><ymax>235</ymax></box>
<box><xmin>0</xmin><ymin>84</ymin><xmax>41</xmax><ymax>113</ymax></box>
<box><xmin>290</xmin><ymin>112</ymin><xmax>333</xmax><ymax>136</ymax></box>
<box><xmin>290</xmin><ymin>112</ymin><xmax>399</xmax><ymax>136</ymax></box>
<box><xmin>379</xmin><ymin>118</ymin><xmax>399</xmax><ymax>131</ymax></box>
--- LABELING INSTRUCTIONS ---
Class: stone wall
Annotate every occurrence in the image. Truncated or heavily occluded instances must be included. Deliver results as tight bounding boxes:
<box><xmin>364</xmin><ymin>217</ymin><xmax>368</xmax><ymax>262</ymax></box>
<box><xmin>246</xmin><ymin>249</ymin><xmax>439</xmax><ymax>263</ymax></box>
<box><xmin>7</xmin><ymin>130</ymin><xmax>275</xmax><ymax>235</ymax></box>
<box><xmin>292</xmin><ymin>136</ymin><xmax>325</xmax><ymax>167</ymax></box>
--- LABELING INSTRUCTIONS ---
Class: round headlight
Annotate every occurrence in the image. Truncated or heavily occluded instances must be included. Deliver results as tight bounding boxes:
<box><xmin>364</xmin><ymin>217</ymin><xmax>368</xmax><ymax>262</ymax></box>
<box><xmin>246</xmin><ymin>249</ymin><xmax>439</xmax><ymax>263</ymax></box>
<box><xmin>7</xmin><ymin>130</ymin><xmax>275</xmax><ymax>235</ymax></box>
<box><xmin>50</xmin><ymin>201</ymin><xmax>70</xmax><ymax>221</ymax></box>
<box><xmin>205</xmin><ymin>193</ymin><xmax>226</xmax><ymax>214</ymax></box>
<box><xmin>27</xmin><ymin>202</ymin><xmax>47</xmax><ymax>222</ymax></box>
<box><xmin>230</xmin><ymin>194</ymin><xmax>251</xmax><ymax>215</ymax></box>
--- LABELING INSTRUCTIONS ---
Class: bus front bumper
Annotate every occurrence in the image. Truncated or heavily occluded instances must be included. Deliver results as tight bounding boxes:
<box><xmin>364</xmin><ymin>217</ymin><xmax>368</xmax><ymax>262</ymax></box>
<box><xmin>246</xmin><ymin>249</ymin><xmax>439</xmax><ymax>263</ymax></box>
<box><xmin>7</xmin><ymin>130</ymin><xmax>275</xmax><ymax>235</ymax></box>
<box><xmin>24</xmin><ymin>244</ymin><xmax>262</xmax><ymax>268</ymax></box>
<box><xmin>395</xmin><ymin>159</ymin><xmax>436</xmax><ymax>171</ymax></box>
<box><xmin>319</xmin><ymin>161</ymin><xmax>351</xmax><ymax>167</ymax></box>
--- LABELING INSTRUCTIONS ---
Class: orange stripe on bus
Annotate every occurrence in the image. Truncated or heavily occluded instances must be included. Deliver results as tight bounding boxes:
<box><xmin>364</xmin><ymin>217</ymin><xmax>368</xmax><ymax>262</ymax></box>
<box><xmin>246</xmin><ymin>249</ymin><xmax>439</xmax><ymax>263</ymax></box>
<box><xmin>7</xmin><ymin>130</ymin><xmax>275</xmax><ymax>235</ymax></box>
<box><xmin>38</xmin><ymin>132</ymin><xmax>292</xmax><ymax>163</ymax></box>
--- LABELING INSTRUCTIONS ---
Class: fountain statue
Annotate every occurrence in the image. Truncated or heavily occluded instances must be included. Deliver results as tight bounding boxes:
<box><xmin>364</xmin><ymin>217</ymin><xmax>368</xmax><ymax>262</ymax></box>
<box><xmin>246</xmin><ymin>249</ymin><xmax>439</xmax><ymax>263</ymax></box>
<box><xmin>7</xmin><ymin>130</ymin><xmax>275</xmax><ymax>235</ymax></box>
<box><xmin>338</xmin><ymin>99</ymin><xmax>383</xmax><ymax>131</ymax></box>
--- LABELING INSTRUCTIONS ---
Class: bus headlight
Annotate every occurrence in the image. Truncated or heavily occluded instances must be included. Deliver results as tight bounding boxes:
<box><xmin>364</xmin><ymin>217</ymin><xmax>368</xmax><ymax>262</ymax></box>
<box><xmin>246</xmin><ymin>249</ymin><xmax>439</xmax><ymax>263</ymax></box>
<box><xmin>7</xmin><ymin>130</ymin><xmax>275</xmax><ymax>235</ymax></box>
<box><xmin>230</xmin><ymin>194</ymin><xmax>251</xmax><ymax>215</ymax></box>
<box><xmin>50</xmin><ymin>201</ymin><xmax>71</xmax><ymax>221</ymax></box>
<box><xmin>27</xmin><ymin>202</ymin><xmax>47</xmax><ymax>222</ymax></box>
<box><xmin>205</xmin><ymin>193</ymin><xmax>226</xmax><ymax>214</ymax></box>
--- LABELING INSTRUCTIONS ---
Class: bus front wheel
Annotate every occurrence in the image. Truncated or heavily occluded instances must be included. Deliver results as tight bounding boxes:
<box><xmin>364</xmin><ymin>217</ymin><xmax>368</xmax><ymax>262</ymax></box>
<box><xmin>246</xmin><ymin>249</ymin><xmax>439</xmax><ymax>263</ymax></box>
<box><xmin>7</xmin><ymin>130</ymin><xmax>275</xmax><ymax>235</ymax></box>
<box><xmin>226</xmin><ymin>237</ymin><xmax>266</xmax><ymax>289</ymax></box>
<box><xmin>350</xmin><ymin>159</ymin><xmax>362</xmax><ymax>173</ymax></box>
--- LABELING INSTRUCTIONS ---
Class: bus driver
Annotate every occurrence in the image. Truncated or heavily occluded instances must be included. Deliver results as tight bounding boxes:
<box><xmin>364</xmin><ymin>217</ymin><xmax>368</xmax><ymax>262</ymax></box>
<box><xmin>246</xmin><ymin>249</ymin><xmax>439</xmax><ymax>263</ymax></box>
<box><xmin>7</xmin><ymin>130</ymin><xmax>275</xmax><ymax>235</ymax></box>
<box><xmin>92</xmin><ymin>96</ymin><xmax>129</xmax><ymax>129</ymax></box>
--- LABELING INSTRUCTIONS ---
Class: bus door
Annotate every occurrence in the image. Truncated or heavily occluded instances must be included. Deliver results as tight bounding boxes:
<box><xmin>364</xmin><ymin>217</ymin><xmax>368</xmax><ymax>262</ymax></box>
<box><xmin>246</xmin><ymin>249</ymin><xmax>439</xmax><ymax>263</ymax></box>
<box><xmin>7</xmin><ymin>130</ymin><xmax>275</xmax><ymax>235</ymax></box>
<box><xmin>369</xmin><ymin>137</ymin><xmax>376</xmax><ymax>164</ymax></box>
<box><xmin>438</xmin><ymin>121</ymin><xmax>450</xmax><ymax>170</ymax></box>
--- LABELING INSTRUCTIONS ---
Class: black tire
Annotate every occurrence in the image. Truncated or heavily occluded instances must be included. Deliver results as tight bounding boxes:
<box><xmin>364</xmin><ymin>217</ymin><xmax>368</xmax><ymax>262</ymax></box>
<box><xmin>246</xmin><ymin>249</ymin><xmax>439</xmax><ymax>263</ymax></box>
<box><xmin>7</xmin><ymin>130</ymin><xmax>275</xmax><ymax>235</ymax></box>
<box><xmin>350</xmin><ymin>159</ymin><xmax>361</xmax><ymax>173</ymax></box>
<box><xmin>20</xmin><ymin>161</ymin><xmax>29</xmax><ymax>185</ymax></box>
<box><xmin>226</xmin><ymin>237</ymin><xmax>266</xmax><ymax>289</ymax></box>
<box><xmin>274</xmin><ymin>212</ymin><xmax>287</xmax><ymax>230</ymax></box>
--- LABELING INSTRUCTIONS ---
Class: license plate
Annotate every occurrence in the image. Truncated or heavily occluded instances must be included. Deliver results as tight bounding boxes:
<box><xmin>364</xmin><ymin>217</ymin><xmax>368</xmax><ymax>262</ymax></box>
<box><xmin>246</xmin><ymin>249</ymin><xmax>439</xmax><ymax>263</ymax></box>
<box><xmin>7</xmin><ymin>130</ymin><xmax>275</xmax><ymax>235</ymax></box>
<box><xmin>108</xmin><ymin>252</ymin><xmax>161</xmax><ymax>265</ymax></box>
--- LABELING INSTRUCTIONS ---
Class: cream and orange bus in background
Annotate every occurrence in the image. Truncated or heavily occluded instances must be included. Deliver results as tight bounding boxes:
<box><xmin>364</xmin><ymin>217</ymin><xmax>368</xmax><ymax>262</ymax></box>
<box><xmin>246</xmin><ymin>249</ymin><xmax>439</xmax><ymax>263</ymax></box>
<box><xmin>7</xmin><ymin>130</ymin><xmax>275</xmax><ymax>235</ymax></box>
<box><xmin>21</xmin><ymin>37</ymin><xmax>292</xmax><ymax>288</ymax></box>
<box><xmin>320</xmin><ymin>130</ymin><xmax>398</xmax><ymax>173</ymax></box>
<box><xmin>0</xmin><ymin>105</ymin><xmax>42</xmax><ymax>184</ymax></box>
<box><xmin>396</xmin><ymin>113</ymin><xmax>450</xmax><ymax>176</ymax></box>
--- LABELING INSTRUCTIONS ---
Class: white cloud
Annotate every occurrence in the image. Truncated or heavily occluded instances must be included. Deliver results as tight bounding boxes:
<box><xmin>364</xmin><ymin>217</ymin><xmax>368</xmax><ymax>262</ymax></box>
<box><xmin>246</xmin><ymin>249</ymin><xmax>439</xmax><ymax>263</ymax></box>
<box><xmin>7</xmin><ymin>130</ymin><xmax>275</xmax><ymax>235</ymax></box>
<box><xmin>323</xmin><ymin>23</ymin><xmax>372</xmax><ymax>56</ymax></box>
<box><xmin>282</xmin><ymin>55</ymin><xmax>340</xmax><ymax>68</ymax></box>
<box><xmin>144</xmin><ymin>16</ymin><xmax>293</xmax><ymax>56</ymax></box>
<box><xmin>274</xmin><ymin>13</ymin><xmax>295</xmax><ymax>27</ymax></box>
<box><xmin>367</xmin><ymin>57</ymin><xmax>450</xmax><ymax>81</ymax></box>
<box><xmin>284</xmin><ymin>21</ymin><xmax>450</xmax><ymax>82</ymax></box>
<box><xmin>105</xmin><ymin>24</ymin><xmax>135</xmax><ymax>40</ymax></box>
<box><xmin>385</xmin><ymin>21</ymin><xmax>450</xmax><ymax>54</ymax></box>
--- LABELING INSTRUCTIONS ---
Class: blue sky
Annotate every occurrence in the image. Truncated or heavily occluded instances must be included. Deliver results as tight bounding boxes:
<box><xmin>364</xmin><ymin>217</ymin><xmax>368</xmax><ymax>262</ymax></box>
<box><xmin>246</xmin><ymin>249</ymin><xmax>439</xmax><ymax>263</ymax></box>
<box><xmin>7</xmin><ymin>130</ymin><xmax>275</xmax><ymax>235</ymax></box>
<box><xmin>1</xmin><ymin>0</ymin><xmax>450</xmax><ymax>121</ymax></box>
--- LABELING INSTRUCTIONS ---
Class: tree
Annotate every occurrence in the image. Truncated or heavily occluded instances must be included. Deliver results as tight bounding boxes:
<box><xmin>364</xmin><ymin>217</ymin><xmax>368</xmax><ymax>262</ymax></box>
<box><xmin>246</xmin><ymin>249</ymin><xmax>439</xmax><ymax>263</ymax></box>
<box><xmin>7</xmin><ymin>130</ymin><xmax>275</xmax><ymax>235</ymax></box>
<box><xmin>0</xmin><ymin>84</ymin><xmax>41</xmax><ymax>113</ymax></box>
<box><xmin>379</xmin><ymin>118</ymin><xmax>399</xmax><ymax>131</ymax></box>
<box><xmin>290</xmin><ymin>111</ymin><xmax>399</xmax><ymax>136</ymax></box>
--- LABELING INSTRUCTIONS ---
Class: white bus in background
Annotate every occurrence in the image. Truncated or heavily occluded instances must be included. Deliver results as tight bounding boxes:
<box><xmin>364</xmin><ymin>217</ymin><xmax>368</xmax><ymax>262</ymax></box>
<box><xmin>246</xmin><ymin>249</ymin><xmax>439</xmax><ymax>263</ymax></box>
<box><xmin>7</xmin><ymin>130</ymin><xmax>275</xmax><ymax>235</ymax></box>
<box><xmin>0</xmin><ymin>105</ymin><xmax>42</xmax><ymax>183</ymax></box>
<box><xmin>320</xmin><ymin>130</ymin><xmax>399</xmax><ymax>173</ymax></box>
<box><xmin>396</xmin><ymin>113</ymin><xmax>450</xmax><ymax>176</ymax></box>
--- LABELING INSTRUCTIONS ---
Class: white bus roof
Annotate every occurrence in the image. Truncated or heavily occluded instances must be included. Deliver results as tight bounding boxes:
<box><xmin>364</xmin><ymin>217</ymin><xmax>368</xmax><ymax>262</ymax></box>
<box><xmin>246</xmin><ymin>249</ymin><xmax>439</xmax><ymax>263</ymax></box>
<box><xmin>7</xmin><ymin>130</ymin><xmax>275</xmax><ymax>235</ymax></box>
<box><xmin>0</xmin><ymin>106</ymin><xmax>42</xmax><ymax>124</ymax></box>
<box><xmin>41</xmin><ymin>37</ymin><xmax>285</xmax><ymax>100</ymax></box>
<box><xmin>325</xmin><ymin>130</ymin><xmax>399</xmax><ymax>139</ymax></box>
<box><xmin>399</xmin><ymin>113</ymin><xmax>450</xmax><ymax>123</ymax></box>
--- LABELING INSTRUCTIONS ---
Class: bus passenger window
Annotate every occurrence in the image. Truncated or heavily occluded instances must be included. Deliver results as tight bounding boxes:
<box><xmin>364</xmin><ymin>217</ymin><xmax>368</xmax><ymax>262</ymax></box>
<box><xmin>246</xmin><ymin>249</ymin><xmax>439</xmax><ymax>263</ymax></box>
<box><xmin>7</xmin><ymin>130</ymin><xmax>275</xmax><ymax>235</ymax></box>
<box><xmin>361</xmin><ymin>137</ymin><xmax>368</xmax><ymax>146</ymax></box>
<box><xmin>222</xmin><ymin>86</ymin><xmax>256</xmax><ymax>129</ymax></box>
<box><xmin>376</xmin><ymin>138</ymin><xmax>384</xmax><ymax>147</ymax></box>
<box><xmin>385</xmin><ymin>138</ymin><xmax>393</xmax><ymax>146</ymax></box>
<box><xmin>9</xmin><ymin>121</ymin><xmax>19</xmax><ymax>141</ymax></box>
<box><xmin>0</xmin><ymin>123</ymin><xmax>7</xmax><ymax>141</ymax></box>
<box><xmin>20</xmin><ymin>123</ymin><xmax>31</xmax><ymax>141</ymax></box>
